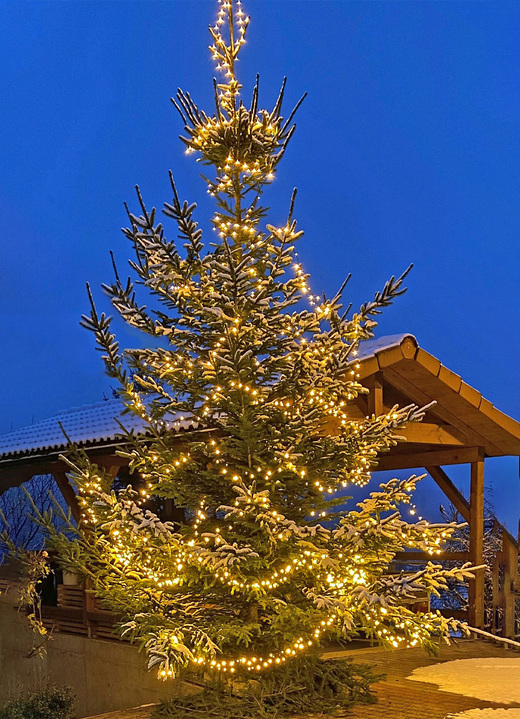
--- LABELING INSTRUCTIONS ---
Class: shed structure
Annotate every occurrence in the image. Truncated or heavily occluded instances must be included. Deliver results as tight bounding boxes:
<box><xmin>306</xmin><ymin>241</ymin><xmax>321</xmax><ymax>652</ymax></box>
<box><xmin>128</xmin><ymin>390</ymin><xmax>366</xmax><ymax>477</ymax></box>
<box><xmin>1</xmin><ymin>334</ymin><xmax>519</xmax><ymax>636</ymax></box>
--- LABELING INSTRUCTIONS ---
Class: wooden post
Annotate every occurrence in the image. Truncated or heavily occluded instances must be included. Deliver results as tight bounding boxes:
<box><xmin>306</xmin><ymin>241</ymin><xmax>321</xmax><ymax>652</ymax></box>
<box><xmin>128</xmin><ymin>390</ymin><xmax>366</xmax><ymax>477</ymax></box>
<box><xmin>377</xmin><ymin>446</ymin><xmax>481</xmax><ymax>472</ymax></box>
<box><xmin>468</xmin><ymin>457</ymin><xmax>485</xmax><ymax>628</ymax></box>
<box><xmin>83</xmin><ymin>576</ymin><xmax>96</xmax><ymax>639</ymax></box>
<box><xmin>366</xmin><ymin>371</ymin><xmax>383</xmax><ymax>417</ymax></box>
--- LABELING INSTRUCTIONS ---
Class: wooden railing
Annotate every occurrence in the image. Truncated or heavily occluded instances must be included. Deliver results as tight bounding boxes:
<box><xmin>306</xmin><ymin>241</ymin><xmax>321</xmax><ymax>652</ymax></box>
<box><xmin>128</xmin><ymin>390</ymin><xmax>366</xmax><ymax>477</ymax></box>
<box><xmin>491</xmin><ymin>521</ymin><xmax>520</xmax><ymax>638</ymax></box>
<box><xmin>42</xmin><ymin>581</ymin><xmax>122</xmax><ymax>640</ymax></box>
<box><xmin>0</xmin><ymin>565</ymin><xmax>123</xmax><ymax>642</ymax></box>
<box><xmin>392</xmin><ymin>521</ymin><xmax>520</xmax><ymax>640</ymax></box>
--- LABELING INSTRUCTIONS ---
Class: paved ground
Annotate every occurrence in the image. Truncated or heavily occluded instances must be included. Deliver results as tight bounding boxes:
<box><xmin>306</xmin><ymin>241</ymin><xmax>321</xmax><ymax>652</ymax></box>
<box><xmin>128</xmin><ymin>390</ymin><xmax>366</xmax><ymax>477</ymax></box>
<box><xmin>331</xmin><ymin>640</ymin><xmax>520</xmax><ymax>718</ymax></box>
<box><xmin>87</xmin><ymin>639</ymin><xmax>520</xmax><ymax>719</ymax></box>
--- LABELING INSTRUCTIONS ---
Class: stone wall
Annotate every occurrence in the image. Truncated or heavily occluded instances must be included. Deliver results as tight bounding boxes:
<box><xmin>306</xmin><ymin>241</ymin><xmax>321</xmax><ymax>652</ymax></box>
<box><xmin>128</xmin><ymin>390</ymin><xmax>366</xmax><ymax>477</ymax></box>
<box><xmin>0</xmin><ymin>588</ymin><xmax>196</xmax><ymax>717</ymax></box>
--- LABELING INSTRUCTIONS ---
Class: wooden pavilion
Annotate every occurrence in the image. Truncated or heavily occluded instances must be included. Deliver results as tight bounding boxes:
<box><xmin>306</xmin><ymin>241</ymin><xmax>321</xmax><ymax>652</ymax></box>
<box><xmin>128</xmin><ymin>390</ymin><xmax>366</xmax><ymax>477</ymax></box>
<box><xmin>1</xmin><ymin>334</ymin><xmax>520</xmax><ymax>637</ymax></box>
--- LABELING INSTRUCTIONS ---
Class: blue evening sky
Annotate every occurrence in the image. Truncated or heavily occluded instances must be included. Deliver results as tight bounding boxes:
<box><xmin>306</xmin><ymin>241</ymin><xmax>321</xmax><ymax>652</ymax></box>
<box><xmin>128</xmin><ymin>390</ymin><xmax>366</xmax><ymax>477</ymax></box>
<box><xmin>1</xmin><ymin>1</ymin><xmax>519</xmax><ymax>528</ymax></box>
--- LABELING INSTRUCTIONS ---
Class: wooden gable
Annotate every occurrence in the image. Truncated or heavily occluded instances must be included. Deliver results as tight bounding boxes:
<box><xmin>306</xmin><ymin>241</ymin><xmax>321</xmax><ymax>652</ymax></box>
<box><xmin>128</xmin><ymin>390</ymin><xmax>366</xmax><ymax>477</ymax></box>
<box><xmin>349</xmin><ymin>334</ymin><xmax>520</xmax><ymax>468</ymax></box>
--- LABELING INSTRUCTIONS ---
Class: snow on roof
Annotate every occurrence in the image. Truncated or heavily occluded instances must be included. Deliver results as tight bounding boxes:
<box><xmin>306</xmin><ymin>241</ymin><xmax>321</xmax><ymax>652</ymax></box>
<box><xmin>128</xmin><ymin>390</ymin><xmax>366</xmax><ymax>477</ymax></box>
<box><xmin>0</xmin><ymin>399</ymin><xmax>198</xmax><ymax>462</ymax></box>
<box><xmin>354</xmin><ymin>333</ymin><xmax>415</xmax><ymax>361</ymax></box>
<box><xmin>0</xmin><ymin>335</ymin><xmax>414</xmax><ymax>463</ymax></box>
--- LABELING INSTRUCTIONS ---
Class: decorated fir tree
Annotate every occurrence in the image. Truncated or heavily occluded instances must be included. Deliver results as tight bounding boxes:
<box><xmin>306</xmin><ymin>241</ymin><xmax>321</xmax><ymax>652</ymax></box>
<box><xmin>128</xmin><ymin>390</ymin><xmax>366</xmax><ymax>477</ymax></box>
<box><xmin>25</xmin><ymin>0</ymin><xmax>477</xmax><ymax>687</ymax></box>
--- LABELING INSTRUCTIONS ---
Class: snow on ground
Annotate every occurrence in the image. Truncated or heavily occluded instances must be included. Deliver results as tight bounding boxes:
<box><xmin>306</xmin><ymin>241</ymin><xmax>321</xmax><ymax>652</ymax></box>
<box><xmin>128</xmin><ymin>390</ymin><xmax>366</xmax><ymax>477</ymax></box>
<box><xmin>447</xmin><ymin>711</ymin><xmax>520</xmax><ymax>718</ymax></box>
<box><xmin>408</xmin><ymin>658</ymin><xmax>520</xmax><ymax>704</ymax></box>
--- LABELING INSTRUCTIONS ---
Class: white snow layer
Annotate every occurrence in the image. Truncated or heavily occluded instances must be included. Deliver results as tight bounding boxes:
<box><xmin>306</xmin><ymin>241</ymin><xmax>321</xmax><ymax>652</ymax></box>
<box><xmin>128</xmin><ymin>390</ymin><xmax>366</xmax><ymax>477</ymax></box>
<box><xmin>448</xmin><ymin>711</ymin><xmax>520</xmax><ymax>718</ymax></box>
<box><xmin>409</xmin><ymin>657</ymin><xmax>520</xmax><ymax>704</ymax></box>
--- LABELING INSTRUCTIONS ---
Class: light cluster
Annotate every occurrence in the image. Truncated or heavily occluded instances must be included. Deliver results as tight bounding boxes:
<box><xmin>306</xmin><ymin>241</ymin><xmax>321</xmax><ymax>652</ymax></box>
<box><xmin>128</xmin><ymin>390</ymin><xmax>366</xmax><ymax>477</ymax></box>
<box><xmin>68</xmin><ymin>448</ymin><xmax>463</xmax><ymax>679</ymax></box>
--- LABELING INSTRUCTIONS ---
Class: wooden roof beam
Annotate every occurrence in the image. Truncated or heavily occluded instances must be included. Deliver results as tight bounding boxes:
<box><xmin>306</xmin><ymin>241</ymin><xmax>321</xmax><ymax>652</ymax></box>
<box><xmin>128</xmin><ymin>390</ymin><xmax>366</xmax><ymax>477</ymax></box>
<box><xmin>0</xmin><ymin>468</ymin><xmax>35</xmax><ymax>494</ymax></box>
<box><xmin>375</xmin><ymin>446</ymin><xmax>482</xmax><ymax>472</ymax></box>
<box><xmin>399</xmin><ymin>422</ymin><xmax>465</xmax><ymax>446</ymax></box>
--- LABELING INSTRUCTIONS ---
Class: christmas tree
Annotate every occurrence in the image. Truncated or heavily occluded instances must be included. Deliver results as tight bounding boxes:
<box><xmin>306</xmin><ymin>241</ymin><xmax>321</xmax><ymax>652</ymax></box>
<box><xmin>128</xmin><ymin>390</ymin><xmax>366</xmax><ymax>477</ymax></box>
<box><xmin>28</xmin><ymin>0</ymin><xmax>476</xmax><ymax>685</ymax></box>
